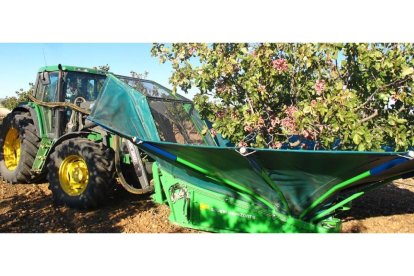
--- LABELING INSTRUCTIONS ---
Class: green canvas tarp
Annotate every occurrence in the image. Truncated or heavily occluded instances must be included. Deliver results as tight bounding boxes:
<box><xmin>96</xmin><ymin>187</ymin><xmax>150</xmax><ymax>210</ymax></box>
<box><xmin>90</xmin><ymin>74</ymin><xmax>215</xmax><ymax>146</ymax></box>
<box><xmin>89</xmin><ymin>74</ymin><xmax>159</xmax><ymax>141</ymax></box>
<box><xmin>127</xmin><ymin>141</ymin><xmax>414</xmax><ymax>216</ymax></box>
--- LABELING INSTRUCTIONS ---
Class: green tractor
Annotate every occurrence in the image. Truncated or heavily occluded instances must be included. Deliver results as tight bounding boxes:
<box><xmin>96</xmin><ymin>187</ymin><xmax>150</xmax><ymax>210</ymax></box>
<box><xmin>0</xmin><ymin>64</ymin><xmax>208</xmax><ymax>209</ymax></box>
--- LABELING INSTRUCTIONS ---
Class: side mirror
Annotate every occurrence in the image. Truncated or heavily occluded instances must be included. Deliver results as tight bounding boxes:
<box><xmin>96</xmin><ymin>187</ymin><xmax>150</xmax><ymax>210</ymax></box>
<box><xmin>40</xmin><ymin>71</ymin><xmax>50</xmax><ymax>85</ymax></box>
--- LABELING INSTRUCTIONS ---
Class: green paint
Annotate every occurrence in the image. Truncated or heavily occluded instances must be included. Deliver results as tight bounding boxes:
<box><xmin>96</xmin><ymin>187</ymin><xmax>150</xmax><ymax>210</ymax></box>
<box><xmin>259</xmin><ymin>169</ymin><xmax>290</xmax><ymax>215</ymax></box>
<box><xmin>31</xmin><ymin>137</ymin><xmax>53</xmax><ymax>172</ymax></box>
<box><xmin>122</xmin><ymin>153</ymin><xmax>131</xmax><ymax>164</ymax></box>
<box><xmin>310</xmin><ymin>191</ymin><xmax>365</xmax><ymax>223</ymax></box>
<box><xmin>28</xmin><ymin>102</ymin><xmax>50</xmax><ymax>173</ymax></box>
<box><xmin>87</xmin><ymin>132</ymin><xmax>102</xmax><ymax>142</ymax></box>
<box><xmin>176</xmin><ymin>157</ymin><xmax>210</xmax><ymax>174</ymax></box>
<box><xmin>300</xmin><ymin>170</ymin><xmax>371</xmax><ymax>219</ymax></box>
<box><xmin>154</xmin><ymin>165</ymin><xmax>340</xmax><ymax>233</ymax></box>
<box><xmin>218</xmin><ymin>178</ymin><xmax>275</xmax><ymax>212</ymax></box>
<box><xmin>176</xmin><ymin>156</ymin><xmax>276</xmax><ymax>212</ymax></box>
<box><xmin>316</xmin><ymin>217</ymin><xmax>342</xmax><ymax>232</ymax></box>
<box><xmin>38</xmin><ymin>65</ymin><xmax>107</xmax><ymax>75</ymax></box>
<box><xmin>27</xmin><ymin>102</ymin><xmax>45</xmax><ymax>137</ymax></box>
<box><xmin>151</xmin><ymin>162</ymin><xmax>165</xmax><ymax>204</ymax></box>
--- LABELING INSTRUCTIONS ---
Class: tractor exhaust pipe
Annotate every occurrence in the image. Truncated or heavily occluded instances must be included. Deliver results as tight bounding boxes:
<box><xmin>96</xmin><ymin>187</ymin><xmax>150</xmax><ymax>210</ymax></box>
<box><xmin>55</xmin><ymin>64</ymin><xmax>65</xmax><ymax>138</ymax></box>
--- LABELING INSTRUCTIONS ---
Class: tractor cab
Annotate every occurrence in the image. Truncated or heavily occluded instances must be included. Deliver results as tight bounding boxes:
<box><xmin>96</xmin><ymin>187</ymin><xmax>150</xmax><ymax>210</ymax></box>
<box><xmin>32</xmin><ymin>65</ymin><xmax>107</xmax><ymax>137</ymax></box>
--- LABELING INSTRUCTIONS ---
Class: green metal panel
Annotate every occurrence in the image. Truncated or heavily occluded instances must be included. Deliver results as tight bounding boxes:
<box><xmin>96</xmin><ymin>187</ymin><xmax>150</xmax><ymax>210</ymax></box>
<box><xmin>176</xmin><ymin>156</ymin><xmax>278</xmax><ymax>212</ymax></box>
<box><xmin>154</xmin><ymin>162</ymin><xmax>340</xmax><ymax>233</ymax></box>
<box><xmin>34</xmin><ymin>105</ymin><xmax>54</xmax><ymax>138</ymax></box>
<box><xmin>31</xmin><ymin>137</ymin><xmax>53</xmax><ymax>173</ymax></box>
<box><xmin>87</xmin><ymin>132</ymin><xmax>102</xmax><ymax>142</ymax></box>
<box><xmin>122</xmin><ymin>154</ymin><xmax>131</xmax><ymax>165</ymax></box>
<box><xmin>24</xmin><ymin>102</ymin><xmax>52</xmax><ymax>173</ymax></box>
<box><xmin>26</xmin><ymin>102</ymin><xmax>46</xmax><ymax>137</ymax></box>
<box><xmin>152</xmin><ymin>162</ymin><xmax>166</xmax><ymax>204</ymax></box>
<box><xmin>38</xmin><ymin>65</ymin><xmax>107</xmax><ymax>75</ymax></box>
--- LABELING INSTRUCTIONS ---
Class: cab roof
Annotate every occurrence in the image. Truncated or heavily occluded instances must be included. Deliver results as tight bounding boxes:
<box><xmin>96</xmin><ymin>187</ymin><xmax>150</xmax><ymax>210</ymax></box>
<box><xmin>37</xmin><ymin>65</ymin><xmax>107</xmax><ymax>75</ymax></box>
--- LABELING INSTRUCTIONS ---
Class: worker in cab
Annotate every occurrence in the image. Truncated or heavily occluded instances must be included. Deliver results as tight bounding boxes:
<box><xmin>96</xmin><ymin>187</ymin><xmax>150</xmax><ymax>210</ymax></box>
<box><xmin>66</xmin><ymin>79</ymin><xmax>80</xmax><ymax>102</ymax></box>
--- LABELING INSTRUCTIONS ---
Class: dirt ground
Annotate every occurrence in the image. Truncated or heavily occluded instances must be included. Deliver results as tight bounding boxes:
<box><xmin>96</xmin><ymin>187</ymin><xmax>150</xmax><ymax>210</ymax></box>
<box><xmin>0</xmin><ymin>181</ymin><xmax>196</xmax><ymax>233</ymax></box>
<box><xmin>339</xmin><ymin>179</ymin><xmax>414</xmax><ymax>233</ymax></box>
<box><xmin>1</xmin><ymin>177</ymin><xmax>414</xmax><ymax>233</ymax></box>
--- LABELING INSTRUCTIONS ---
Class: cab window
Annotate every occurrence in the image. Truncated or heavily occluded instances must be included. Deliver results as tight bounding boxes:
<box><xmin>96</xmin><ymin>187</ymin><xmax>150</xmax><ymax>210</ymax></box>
<box><xmin>35</xmin><ymin>72</ymin><xmax>59</xmax><ymax>102</ymax></box>
<box><xmin>64</xmin><ymin>72</ymin><xmax>106</xmax><ymax>102</ymax></box>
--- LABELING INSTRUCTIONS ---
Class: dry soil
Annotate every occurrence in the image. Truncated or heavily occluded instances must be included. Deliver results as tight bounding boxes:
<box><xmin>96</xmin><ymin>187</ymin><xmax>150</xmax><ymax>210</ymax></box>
<box><xmin>1</xmin><ymin>178</ymin><xmax>413</xmax><ymax>233</ymax></box>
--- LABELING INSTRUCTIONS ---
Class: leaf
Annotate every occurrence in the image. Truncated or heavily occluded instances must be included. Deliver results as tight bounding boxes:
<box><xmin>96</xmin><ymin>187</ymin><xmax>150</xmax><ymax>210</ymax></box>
<box><xmin>238</xmin><ymin>47</ymin><xmax>248</xmax><ymax>54</ymax></box>
<box><xmin>402</xmin><ymin>66</ymin><xmax>414</xmax><ymax>77</ymax></box>
<box><xmin>303</xmin><ymin>106</ymin><xmax>312</xmax><ymax>114</ymax></box>
<box><xmin>356</xmin><ymin>129</ymin><xmax>365</xmax><ymax>136</ymax></box>
<box><xmin>338</xmin><ymin>113</ymin><xmax>344</xmax><ymax>122</ymax></box>
<box><xmin>200</xmin><ymin>127</ymin><xmax>208</xmax><ymax>135</ymax></box>
<box><xmin>358</xmin><ymin>143</ymin><xmax>366</xmax><ymax>151</ymax></box>
<box><xmin>378</xmin><ymin>93</ymin><xmax>388</xmax><ymax>101</ymax></box>
<box><xmin>353</xmin><ymin>133</ymin><xmax>362</xmax><ymax>145</ymax></box>
<box><xmin>334</xmin><ymin>81</ymin><xmax>343</xmax><ymax>91</ymax></box>
<box><xmin>396</xmin><ymin>118</ymin><xmax>407</xmax><ymax>124</ymax></box>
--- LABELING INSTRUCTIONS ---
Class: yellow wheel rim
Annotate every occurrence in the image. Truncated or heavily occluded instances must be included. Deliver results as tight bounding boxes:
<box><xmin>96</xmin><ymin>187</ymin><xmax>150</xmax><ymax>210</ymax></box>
<box><xmin>59</xmin><ymin>155</ymin><xmax>89</xmax><ymax>196</ymax></box>
<box><xmin>3</xmin><ymin>128</ymin><xmax>21</xmax><ymax>171</ymax></box>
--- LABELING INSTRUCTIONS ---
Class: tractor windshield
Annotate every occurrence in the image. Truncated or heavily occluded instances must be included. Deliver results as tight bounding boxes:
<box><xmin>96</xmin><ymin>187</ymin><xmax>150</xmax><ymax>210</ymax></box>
<box><xmin>64</xmin><ymin>72</ymin><xmax>106</xmax><ymax>103</ymax></box>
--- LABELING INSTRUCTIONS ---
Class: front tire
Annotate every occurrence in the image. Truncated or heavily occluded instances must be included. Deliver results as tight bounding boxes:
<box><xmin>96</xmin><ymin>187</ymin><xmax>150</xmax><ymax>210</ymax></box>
<box><xmin>0</xmin><ymin>111</ymin><xmax>40</xmax><ymax>183</ymax></box>
<box><xmin>47</xmin><ymin>138</ymin><xmax>116</xmax><ymax>209</ymax></box>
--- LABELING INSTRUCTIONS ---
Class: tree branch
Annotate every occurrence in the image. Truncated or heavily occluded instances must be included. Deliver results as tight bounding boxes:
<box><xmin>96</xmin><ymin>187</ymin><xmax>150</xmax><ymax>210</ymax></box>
<box><xmin>359</xmin><ymin>109</ymin><xmax>378</xmax><ymax>123</ymax></box>
<box><xmin>246</xmin><ymin>96</ymin><xmax>255</xmax><ymax>114</ymax></box>
<box><xmin>356</xmin><ymin>88</ymin><xmax>380</xmax><ymax>110</ymax></box>
<box><xmin>356</xmin><ymin>76</ymin><xmax>411</xmax><ymax>110</ymax></box>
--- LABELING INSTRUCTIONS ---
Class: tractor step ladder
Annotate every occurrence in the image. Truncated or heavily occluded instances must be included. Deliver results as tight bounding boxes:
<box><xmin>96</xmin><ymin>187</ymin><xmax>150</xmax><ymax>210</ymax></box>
<box><xmin>31</xmin><ymin>138</ymin><xmax>54</xmax><ymax>173</ymax></box>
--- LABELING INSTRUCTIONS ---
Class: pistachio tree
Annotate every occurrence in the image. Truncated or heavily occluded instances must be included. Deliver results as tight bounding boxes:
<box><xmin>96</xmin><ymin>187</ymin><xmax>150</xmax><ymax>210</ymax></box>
<box><xmin>151</xmin><ymin>43</ymin><xmax>414</xmax><ymax>151</ymax></box>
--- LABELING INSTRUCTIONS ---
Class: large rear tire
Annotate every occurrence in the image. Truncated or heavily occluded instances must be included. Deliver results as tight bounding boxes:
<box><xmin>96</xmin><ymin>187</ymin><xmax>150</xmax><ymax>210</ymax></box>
<box><xmin>0</xmin><ymin>111</ymin><xmax>41</xmax><ymax>183</ymax></box>
<box><xmin>47</xmin><ymin>138</ymin><xmax>116</xmax><ymax>209</ymax></box>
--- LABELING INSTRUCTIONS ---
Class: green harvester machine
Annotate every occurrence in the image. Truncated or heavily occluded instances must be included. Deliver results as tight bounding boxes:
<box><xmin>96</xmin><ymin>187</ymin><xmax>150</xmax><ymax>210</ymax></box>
<box><xmin>1</xmin><ymin>64</ymin><xmax>414</xmax><ymax>233</ymax></box>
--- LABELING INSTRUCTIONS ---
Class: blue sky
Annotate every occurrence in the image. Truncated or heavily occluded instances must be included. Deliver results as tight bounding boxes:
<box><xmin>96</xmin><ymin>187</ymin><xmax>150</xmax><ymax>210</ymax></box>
<box><xmin>0</xmin><ymin>43</ymin><xmax>192</xmax><ymax>99</ymax></box>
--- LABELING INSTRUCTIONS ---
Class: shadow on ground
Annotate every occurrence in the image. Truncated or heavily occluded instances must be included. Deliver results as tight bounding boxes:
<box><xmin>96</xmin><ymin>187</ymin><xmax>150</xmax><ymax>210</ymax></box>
<box><xmin>0</xmin><ymin>182</ymin><xmax>192</xmax><ymax>233</ymax></box>
<box><xmin>339</xmin><ymin>182</ymin><xmax>414</xmax><ymax>221</ymax></box>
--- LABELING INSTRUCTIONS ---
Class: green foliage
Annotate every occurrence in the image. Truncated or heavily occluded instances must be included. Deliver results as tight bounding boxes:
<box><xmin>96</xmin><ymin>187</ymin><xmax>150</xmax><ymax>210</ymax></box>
<box><xmin>1</xmin><ymin>85</ymin><xmax>32</xmax><ymax>110</ymax></box>
<box><xmin>151</xmin><ymin>43</ymin><xmax>414</xmax><ymax>151</ymax></box>
<box><xmin>130</xmin><ymin>70</ymin><xmax>149</xmax><ymax>79</ymax></box>
<box><xmin>93</xmin><ymin>64</ymin><xmax>111</xmax><ymax>72</ymax></box>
